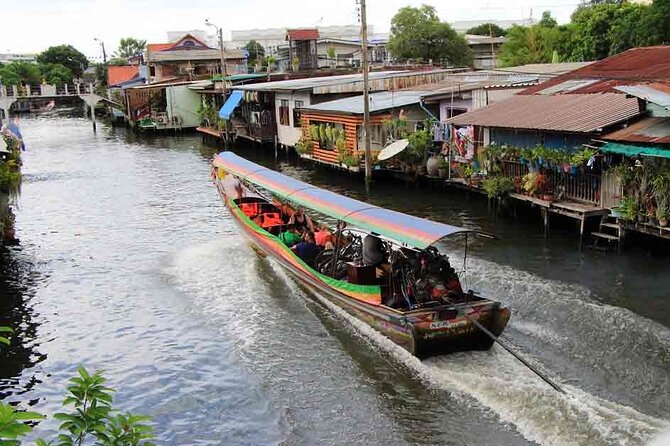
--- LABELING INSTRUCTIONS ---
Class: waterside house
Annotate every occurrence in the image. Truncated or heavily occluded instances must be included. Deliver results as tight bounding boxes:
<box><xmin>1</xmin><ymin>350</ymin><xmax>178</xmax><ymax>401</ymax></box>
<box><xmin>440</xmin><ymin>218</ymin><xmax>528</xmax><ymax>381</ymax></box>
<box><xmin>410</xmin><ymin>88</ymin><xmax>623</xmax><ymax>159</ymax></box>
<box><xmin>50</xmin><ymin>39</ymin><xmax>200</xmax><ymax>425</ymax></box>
<box><xmin>223</xmin><ymin>69</ymin><xmax>460</xmax><ymax>146</ymax></box>
<box><xmin>146</xmin><ymin>33</ymin><xmax>247</xmax><ymax>83</ymax></box>
<box><xmin>298</xmin><ymin>90</ymin><xmax>434</xmax><ymax>169</ymax></box>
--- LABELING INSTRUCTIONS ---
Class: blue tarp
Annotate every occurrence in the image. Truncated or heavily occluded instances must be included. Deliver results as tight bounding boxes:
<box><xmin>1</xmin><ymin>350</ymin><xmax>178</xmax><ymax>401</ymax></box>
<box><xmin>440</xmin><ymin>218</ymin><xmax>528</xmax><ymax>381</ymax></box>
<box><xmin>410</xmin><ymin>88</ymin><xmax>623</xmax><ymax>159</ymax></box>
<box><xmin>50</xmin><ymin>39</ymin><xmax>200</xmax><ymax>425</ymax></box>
<box><xmin>219</xmin><ymin>90</ymin><xmax>244</xmax><ymax>120</ymax></box>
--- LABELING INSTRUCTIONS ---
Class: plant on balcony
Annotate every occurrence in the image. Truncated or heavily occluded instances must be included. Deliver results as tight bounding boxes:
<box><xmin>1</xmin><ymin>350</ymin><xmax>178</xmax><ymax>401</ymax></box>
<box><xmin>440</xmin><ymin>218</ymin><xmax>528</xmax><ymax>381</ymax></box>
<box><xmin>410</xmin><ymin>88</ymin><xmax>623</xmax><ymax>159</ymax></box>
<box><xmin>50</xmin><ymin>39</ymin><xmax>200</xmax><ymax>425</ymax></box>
<box><xmin>341</xmin><ymin>152</ymin><xmax>360</xmax><ymax>168</ymax></box>
<box><xmin>295</xmin><ymin>135</ymin><xmax>313</xmax><ymax>155</ymax></box>
<box><xmin>522</xmin><ymin>172</ymin><xmax>548</xmax><ymax>197</ymax></box>
<box><xmin>309</xmin><ymin>124</ymin><xmax>320</xmax><ymax>142</ymax></box>
<box><xmin>482</xmin><ymin>176</ymin><xmax>514</xmax><ymax>199</ymax></box>
<box><xmin>618</xmin><ymin>196</ymin><xmax>638</xmax><ymax>221</ymax></box>
<box><xmin>382</xmin><ymin>117</ymin><xmax>410</xmax><ymax>142</ymax></box>
<box><xmin>652</xmin><ymin>170</ymin><xmax>670</xmax><ymax>226</ymax></box>
<box><xmin>570</xmin><ymin>147</ymin><xmax>596</xmax><ymax>168</ymax></box>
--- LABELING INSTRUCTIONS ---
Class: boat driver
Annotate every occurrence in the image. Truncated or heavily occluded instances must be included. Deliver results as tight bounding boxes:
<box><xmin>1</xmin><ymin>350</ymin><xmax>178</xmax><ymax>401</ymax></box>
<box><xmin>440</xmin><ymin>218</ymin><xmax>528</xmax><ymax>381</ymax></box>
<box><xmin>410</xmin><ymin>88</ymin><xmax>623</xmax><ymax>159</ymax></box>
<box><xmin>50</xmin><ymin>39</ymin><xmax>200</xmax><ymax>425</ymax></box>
<box><xmin>363</xmin><ymin>233</ymin><xmax>386</xmax><ymax>267</ymax></box>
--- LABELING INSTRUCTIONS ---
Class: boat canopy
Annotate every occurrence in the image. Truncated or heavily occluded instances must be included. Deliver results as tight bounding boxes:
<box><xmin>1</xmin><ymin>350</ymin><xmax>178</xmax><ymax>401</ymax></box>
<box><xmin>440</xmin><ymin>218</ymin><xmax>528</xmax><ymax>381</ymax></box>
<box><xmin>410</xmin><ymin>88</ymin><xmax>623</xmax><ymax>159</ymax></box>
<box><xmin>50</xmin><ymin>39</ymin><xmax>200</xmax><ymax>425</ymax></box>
<box><xmin>213</xmin><ymin>152</ymin><xmax>489</xmax><ymax>249</ymax></box>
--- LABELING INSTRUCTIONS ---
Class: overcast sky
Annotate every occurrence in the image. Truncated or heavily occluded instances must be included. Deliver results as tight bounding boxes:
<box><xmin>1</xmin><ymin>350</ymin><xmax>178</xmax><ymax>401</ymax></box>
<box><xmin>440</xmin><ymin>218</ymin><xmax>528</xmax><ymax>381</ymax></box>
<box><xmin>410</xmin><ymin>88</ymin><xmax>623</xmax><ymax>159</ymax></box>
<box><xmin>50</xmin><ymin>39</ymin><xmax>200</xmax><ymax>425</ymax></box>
<box><xmin>1</xmin><ymin>0</ymin><xmax>580</xmax><ymax>60</ymax></box>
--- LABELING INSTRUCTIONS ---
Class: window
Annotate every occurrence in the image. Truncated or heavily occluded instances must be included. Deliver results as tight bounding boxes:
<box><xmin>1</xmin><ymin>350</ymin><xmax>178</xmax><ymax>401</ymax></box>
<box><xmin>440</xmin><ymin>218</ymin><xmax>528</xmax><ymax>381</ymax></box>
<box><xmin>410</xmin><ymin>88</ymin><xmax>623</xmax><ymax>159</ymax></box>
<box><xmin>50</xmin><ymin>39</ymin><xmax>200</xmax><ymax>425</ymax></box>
<box><xmin>279</xmin><ymin>99</ymin><xmax>290</xmax><ymax>126</ymax></box>
<box><xmin>293</xmin><ymin>100</ymin><xmax>304</xmax><ymax>127</ymax></box>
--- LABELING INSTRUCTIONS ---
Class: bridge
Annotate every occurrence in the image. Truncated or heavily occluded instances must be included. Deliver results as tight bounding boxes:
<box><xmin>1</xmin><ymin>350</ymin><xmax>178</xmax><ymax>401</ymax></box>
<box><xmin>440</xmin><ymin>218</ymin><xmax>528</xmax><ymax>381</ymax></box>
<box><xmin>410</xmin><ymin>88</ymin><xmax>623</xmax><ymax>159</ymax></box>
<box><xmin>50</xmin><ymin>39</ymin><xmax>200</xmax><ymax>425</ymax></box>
<box><xmin>0</xmin><ymin>83</ymin><xmax>123</xmax><ymax>130</ymax></box>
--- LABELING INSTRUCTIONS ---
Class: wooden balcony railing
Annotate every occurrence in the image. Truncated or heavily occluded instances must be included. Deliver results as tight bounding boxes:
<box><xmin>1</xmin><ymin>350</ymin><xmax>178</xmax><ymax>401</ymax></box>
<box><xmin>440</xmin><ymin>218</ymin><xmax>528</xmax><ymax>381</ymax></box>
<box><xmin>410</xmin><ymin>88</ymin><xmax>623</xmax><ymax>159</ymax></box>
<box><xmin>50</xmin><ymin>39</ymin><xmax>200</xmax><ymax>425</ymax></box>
<box><xmin>499</xmin><ymin>160</ymin><xmax>601</xmax><ymax>205</ymax></box>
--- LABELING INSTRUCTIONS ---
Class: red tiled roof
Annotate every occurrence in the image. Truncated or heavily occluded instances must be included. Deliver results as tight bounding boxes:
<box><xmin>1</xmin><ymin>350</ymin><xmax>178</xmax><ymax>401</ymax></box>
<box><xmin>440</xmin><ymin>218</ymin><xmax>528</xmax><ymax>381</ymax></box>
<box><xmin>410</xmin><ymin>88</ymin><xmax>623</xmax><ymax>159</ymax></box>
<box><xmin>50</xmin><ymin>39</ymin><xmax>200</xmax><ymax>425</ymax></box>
<box><xmin>448</xmin><ymin>93</ymin><xmax>641</xmax><ymax>133</ymax></box>
<box><xmin>107</xmin><ymin>65</ymin><xmax>140</xmax><ymax>86</ymax></box>
<box><xmin>147</xmin><ymin>43</ymin><xmax>172</xmax><ymax>53</ymax></box>
<box><xmin>286</xmin><ymin>28</ymin><xmax>319</xmax><ymax>40</ymax></box>
<box><xmin>521</xmin><ymin>46</ymin><xmax>670</xmax><ymax>95</ymax></box>
<box><xmin>603</xmin><ymin>117</ymin><xmax>670</xmax><ymax>145</ymax></box>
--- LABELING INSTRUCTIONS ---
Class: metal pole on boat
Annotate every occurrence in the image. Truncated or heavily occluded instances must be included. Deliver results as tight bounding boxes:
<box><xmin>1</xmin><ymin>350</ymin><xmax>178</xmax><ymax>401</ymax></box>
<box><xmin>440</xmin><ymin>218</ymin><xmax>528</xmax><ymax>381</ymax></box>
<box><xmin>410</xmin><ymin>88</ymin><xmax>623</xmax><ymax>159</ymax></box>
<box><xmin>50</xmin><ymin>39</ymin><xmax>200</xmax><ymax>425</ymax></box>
<box><xmin>359</xmin><ymin>0</ymin><xmax>372</xmax><ymax>192</ymax></box>
<box><xmin>463</xmin><ymin>314</ymin><xmax>566</xmax><ymax>395</ymax></box>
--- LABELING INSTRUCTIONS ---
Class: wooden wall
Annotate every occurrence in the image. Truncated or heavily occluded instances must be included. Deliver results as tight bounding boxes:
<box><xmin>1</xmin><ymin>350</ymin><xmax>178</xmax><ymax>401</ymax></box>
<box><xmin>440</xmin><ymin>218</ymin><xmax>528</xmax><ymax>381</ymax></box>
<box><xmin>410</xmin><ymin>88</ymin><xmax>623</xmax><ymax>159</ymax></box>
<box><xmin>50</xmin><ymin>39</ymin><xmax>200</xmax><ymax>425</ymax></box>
<box><xmin>300</xmin><ymin>111</ymin><xmax>390</xmax><ymax>166</ymax></box>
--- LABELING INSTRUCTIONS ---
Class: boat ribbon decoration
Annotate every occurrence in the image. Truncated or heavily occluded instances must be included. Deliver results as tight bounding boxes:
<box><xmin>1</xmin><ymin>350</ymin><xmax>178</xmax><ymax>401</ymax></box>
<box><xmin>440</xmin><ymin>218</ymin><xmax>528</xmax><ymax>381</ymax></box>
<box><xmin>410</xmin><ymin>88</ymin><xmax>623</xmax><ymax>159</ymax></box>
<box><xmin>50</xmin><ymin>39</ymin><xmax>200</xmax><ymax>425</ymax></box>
<box><xmin>213</xmin><ymin>152</ymin><xmax>490</xmax><ymax>249</ymax></box>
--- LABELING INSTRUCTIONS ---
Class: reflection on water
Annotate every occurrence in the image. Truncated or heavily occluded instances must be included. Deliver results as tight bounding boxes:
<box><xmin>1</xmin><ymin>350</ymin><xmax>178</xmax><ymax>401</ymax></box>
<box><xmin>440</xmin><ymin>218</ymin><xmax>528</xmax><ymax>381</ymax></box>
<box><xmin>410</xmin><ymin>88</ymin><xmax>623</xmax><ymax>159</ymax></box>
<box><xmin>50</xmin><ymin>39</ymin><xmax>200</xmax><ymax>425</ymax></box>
<box><xmin>0</xmin><ymin>116</ymin><xmax>668</xmax><ymax>446</ymax></box>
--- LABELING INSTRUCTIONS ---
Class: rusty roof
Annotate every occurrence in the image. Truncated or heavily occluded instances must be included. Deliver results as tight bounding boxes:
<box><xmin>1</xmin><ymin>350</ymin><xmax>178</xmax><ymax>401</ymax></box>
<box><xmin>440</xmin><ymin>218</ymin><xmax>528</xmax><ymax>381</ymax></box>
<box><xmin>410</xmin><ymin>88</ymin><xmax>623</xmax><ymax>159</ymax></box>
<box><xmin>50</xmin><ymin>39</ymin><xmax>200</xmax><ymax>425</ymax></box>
<box><xmin>107</xmin><ymin>65</ymin><xmax>140</xmax><ymax>87</ymax></box>
<box><xmin>602</xmin><ymin>117</ymin><xmax>670</xmax><ymax>144</ymax></box>
<box><xmin>147</xmin><ymin>43</ymin><xmax>172</xmax><ymax>53</ymax></box>
<box><xmin>286</xmin><ymin>28</ymin><xmax>319</xmax><ymax>40</ymax></box>
<box><xmin>448</xmin><ymin>93</ymin><xmax>641</xmax><ymax>133</ymax></box>
<box><xmin>521</xmin><ymin>46</ymin><xmax>670</xmax><ymax>95</ymax></box>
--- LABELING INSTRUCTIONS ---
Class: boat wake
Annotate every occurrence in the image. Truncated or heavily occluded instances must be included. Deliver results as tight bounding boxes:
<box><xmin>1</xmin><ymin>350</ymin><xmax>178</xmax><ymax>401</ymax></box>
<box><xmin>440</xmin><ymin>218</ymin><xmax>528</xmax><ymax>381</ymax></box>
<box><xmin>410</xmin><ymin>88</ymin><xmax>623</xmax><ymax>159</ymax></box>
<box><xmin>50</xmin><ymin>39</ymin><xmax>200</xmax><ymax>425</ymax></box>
<box><xmin>167</xmin><ymin>238</ymin><xmax>670</xmax><ymax>446</ymax></box>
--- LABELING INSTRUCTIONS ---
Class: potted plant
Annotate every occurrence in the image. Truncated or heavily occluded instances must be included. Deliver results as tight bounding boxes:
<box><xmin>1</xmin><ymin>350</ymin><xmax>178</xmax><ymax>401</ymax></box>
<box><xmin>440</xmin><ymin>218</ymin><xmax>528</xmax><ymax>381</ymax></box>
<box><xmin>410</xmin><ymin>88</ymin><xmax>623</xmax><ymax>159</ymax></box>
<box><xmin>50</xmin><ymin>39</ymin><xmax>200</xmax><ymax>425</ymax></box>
<box><xmin>658</xmin><ymin>208</ymin><xmax>669</xmax><ymax>227</ymax></box>
<box><xmin>436</xmin><ymin>156</ymin><xmax>449</xmax><ymax>178</ymax></box>
<box><xmin>618</xmin><ymin>197</ymin><xmax>638</xmax><ymax>221</ymax></box>
<box><xmin>482</xmin><ymin>176</ymin><xmax>514</xmax><ymax>199</ymax></box>
<box><xmin>295</xmin><ymin>136</ymin><xmax>313</xmax><ymax>157</ymax></box>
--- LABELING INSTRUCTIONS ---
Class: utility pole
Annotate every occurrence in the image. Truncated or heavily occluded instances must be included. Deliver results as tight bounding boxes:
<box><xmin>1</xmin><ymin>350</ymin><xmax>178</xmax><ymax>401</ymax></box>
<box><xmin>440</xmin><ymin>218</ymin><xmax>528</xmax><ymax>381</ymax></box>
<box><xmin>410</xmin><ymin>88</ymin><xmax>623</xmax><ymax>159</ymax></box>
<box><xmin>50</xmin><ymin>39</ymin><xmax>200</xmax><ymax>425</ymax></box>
<box><xmin>218</xmin><ymin>27</ymin><xmax>228</xmax><ymax>95</ymax></box>
<box><xmin>360</xmin><ymin>0</ymin><xmax>372</xmax><ymax>191</ymax></box>
<box><xmin>206</xmin><ymin>19</ymin><xmax>228</xmax><ymax>95</ymax></box>
<box><xmin>95</xmin><ymin>38</ymin><xmax>107</xmax><ymax>64</ymax></box>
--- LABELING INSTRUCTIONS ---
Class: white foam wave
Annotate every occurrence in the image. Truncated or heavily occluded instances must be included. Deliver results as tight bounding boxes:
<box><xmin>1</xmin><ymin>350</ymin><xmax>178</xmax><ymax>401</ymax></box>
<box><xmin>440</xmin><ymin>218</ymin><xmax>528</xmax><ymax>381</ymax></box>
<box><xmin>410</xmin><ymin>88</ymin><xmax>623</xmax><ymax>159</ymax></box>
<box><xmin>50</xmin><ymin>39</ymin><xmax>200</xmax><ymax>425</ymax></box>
<box><xmin>167</xmin><ymin>239</ymin><xmax>670</xmax><ymax>446</ymax></box>
<box><xmin>284</xmin><ymin>261</ymin><xmax>669</xmax><ymax>446</ymax></box>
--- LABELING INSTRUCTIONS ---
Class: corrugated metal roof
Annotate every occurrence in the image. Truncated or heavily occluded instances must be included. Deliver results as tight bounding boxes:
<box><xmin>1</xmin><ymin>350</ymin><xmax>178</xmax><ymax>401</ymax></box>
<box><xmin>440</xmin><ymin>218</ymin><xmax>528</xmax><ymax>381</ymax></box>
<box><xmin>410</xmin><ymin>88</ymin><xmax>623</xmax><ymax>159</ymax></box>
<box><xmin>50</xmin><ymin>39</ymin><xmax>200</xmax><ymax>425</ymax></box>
<box><xmin>614</xmin><ymin>84</ymin><xmax>670</xmax><ymax>108</ymax></box>
<box><xmin>448</xmin><ymin>93</ymin><xmax>641</xmax><ymax>133</ymax></box>
<box><xmin>521</xmin><ymin>46</ymin><xmax>670</xmax><ymax>95</ymax></box>
<box><xmin>602</xmin><ymin>117</ymin><xmax>670</xmax><ymax>144</ymax></box>
<box><xmin>231</xmin><ymin>70</ymin><xmax>442</xmax><ymax>92</ymax></box>
<box><xmin>301</xmin><ymin>90</ymin><xmax>428</xmax><ymax>115</ymax></box>
<box><xmin>147</xmin><ymin>49</ymin><xmax>246</xmax><ymax>62</ymax></box>
<box><xmin>493</xmin><ymin>62</ymin><xmax>594</xmax><ymax>75</ymax></box>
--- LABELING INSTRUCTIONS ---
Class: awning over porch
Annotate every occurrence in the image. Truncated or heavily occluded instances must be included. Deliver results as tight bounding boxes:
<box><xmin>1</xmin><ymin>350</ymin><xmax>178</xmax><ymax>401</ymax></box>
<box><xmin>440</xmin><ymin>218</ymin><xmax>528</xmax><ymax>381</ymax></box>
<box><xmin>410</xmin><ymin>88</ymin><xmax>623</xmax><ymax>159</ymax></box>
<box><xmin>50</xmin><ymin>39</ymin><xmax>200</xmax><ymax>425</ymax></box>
<box><xmin>601</xmin><ymin>142</ymin><xmax>670</xmax><ymax>158</ymax></box>
<box><xmin>219</xmin><ymin>90</ymin><xmax>244</xmax><ymax>120</ymax></box>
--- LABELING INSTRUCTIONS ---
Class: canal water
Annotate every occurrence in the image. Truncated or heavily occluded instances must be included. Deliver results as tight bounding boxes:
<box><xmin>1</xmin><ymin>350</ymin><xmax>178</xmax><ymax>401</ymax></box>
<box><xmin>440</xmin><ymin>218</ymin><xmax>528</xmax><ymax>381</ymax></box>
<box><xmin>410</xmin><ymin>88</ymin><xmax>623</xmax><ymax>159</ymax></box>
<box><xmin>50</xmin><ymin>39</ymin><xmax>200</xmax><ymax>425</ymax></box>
<box><xmin>1</xmin><ymin>116</ymin><xmax>669</xmax><ymax>445</ymax></box>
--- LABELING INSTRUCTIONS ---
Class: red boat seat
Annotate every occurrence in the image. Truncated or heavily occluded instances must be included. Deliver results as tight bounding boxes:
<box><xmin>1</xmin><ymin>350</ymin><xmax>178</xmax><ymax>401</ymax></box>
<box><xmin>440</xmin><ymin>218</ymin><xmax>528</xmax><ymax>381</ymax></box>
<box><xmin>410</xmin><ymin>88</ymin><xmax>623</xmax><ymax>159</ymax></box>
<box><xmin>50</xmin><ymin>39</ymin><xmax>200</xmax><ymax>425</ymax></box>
<box><xmin>260</xmin><ymin>212</ymin><xmax>282</xmax><ymax>228</ymax></box>
<box><xmin>240</xmin><ymin>202</ymin><xmax>260</xmax><ymax>218</ymax></box>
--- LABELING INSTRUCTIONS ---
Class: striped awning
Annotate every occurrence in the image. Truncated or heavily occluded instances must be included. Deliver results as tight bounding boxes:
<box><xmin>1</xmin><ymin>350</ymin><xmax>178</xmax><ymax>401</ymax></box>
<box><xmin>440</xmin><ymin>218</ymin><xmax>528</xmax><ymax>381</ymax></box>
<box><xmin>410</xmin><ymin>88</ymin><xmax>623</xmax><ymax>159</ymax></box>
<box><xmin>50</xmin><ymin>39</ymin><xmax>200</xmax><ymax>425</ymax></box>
<box><xmin>213</xmin><ymin>152</ymin><xmax>487</xmax><ymax>248</ymax></box>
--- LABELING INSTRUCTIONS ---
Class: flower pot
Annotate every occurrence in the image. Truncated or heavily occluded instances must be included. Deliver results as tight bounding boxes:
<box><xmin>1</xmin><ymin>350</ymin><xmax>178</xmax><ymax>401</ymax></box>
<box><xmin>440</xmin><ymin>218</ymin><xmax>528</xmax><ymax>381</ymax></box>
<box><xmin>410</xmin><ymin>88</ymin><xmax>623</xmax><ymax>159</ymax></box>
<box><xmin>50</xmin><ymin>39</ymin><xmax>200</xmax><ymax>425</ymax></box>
<box><xmin>426</xmin><ymin>157</ymin><xmax>439</xmax><ymax>177</ymax></box>
<box><xmin>438</xmin><ymin>168</ymin><xmax>447</xmax><ymax>179</ymax></box>
<box><xmin>569</xmin><ymin>166</ymin><xmax>578</xmax><ymax>176</ymax></box>
<box><xmin>660</xmin><ymin>218</ymin><xmax>668</xmax><ymax>227</ymax></box>
<box><xmin>610</xmin><ymin>208</ymin><xmax>623</xmax><ymax>219</ymax></box>
<box><xmin>542</xmin><ymin>193</ymin><xmax>555</xmax><ymax>202</ymax></box>
<box><xmin>562</xmin><ymin>163</ymin><xmax>571</xmax><ymax>173</ymax></box>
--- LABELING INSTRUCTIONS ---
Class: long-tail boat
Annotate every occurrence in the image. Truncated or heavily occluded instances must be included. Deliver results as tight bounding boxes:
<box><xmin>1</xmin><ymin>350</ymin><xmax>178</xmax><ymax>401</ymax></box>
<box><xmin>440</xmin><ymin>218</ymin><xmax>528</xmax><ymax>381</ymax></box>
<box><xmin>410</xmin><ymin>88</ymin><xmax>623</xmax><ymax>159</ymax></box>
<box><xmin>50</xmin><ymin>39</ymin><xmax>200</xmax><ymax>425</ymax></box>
<box><xmin>212</xmin><ymin>152</ymin><xmax>510</xmax><ymax>357</ymax></box>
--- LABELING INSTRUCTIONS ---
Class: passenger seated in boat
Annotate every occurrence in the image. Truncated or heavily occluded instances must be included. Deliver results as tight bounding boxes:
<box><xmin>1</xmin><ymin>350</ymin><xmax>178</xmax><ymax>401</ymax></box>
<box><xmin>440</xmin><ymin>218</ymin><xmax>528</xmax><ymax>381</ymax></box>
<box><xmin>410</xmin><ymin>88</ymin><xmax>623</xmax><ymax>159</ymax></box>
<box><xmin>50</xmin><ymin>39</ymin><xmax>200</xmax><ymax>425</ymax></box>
<box><xmin>291</xmin><ymin>231</ymin><xmax>321</xmax><ymax>266</ymax></box>
<box><xmin>363</xmin><ymin>233</ymin><xmax>386</xmax><ymax>267</ymax></box>
<box><xmin>289</xmin><ymin>207</ymin><xmax>314</xmax><ymax>232</ymax></box>
<box><xmin>314</xmin><ymin>225</ymin><xmax>333</xmax><ymax>248</ymax></box>
<box><xmin>278</xmin><ymin>226</ymin><xmax>302</xmax><ymax>247</ymax></box>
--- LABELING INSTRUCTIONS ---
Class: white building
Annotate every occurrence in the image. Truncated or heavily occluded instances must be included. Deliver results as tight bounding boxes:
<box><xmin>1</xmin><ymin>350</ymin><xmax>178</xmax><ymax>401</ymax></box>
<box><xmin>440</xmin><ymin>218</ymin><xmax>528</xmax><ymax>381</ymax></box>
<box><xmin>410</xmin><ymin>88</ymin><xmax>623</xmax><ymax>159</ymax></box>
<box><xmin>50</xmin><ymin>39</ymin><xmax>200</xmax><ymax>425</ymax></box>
<box><xmin>228</xmin><ymin>25</ymin><xmax>372</xmax><ymax>56</ymax></box>
<box><xmin>0</xmin><ymin>53</ymin><xmax>37</xmax><ymax>64</ymax></box>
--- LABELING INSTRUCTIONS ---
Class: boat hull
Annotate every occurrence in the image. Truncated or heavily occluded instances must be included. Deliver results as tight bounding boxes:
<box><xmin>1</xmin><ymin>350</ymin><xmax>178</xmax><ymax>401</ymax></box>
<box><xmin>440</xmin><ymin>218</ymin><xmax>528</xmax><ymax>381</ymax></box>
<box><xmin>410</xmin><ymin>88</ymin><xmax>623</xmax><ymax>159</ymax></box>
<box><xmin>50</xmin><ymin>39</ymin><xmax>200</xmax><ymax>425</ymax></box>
<box><xmin>216</xmin><ymin>181</ymin><xmax>510</xmax><ymax>358</ymax></box>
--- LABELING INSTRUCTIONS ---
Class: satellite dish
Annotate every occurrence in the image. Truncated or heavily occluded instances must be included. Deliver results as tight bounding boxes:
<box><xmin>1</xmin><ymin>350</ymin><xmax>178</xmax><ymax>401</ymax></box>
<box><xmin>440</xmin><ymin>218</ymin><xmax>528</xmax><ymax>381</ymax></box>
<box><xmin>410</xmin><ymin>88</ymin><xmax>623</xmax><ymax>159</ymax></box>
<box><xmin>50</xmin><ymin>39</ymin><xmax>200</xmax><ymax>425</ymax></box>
<box><xmin>377</xmin><ymin>139</ymin><xmax>409</xmax><ymax>161</ymax></box>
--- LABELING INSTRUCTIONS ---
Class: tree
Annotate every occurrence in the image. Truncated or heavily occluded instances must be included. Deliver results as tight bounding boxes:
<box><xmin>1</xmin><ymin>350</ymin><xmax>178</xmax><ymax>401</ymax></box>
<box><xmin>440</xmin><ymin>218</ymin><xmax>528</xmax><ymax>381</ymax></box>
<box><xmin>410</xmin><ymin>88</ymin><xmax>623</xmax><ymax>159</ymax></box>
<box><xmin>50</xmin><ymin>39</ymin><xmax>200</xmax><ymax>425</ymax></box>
<box><xmin>498</xmin><ymin>23</ymin><xmax>564</xmax><ymax>66</ymax></box>
<box><xmin>42</xmin><ymin>63</ymin><xmax>73</xmax><ymax>85</ymax></box>
<box><xmin>114</xmin><ymin>37</ymin><xmax>147</xmax><ymax>59</ymax></box>
<box><xmin>607</xmin><ymin>3</ymin><xmax>649</xmax><ymax>55</ymax></box>
<box><xmin>466</xmin><ymin>23</ymin><xmax>506</xmax><ymax>37</ymax></box>
<box><xmin>539</xmin><ymin>11</ymin><xmax>558</xmax><ymax>28</ymax></box>
<box><xmin>569</xmin><ymin>3</ymin><xmax>619</xmax><ymax>60</ymax></box>
<box><xmin>244</xmin><ymin>40</ymin><xmax>266</xmax><ymax>66</ymax></box>
<box><xmin>0</xmin><ymin>61</ymin><xmax>42</xmax><ymax>85</ymax></box>
<box><xmin>36</xmin><ymin>45</ymin><xmax>88</xmax><ymax>77</ymax></box>
<box><xmin>645</xmin><ymin>0</ymin><xmax>670</xmax><ymax>45</ymax></box>
<box><xmin>388</xmin><ymin>5</ymin><xmax>472</xmax><ymax>66</ymax></box>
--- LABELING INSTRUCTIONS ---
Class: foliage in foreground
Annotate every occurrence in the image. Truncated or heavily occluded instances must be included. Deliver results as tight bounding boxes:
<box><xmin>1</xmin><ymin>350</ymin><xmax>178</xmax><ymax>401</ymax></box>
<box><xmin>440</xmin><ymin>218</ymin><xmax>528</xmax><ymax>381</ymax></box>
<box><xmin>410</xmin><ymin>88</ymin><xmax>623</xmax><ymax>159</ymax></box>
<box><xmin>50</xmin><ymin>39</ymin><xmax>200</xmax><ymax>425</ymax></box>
<box><xmin>0</xmin><ymin>366</ymin><xmax>154</xmax><ymax>446</ymax></box>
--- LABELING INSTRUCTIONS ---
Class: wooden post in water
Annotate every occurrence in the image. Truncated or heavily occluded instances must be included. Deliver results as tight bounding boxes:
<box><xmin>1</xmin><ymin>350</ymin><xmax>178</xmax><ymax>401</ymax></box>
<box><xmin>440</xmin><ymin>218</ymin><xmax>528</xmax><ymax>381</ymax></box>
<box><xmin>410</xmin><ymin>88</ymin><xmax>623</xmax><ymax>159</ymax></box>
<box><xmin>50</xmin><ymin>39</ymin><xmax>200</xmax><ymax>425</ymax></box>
<box><xmin>360</xmin><ymin>0</ymin><xmax>372</xmax><ymax>192</ymax></box>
